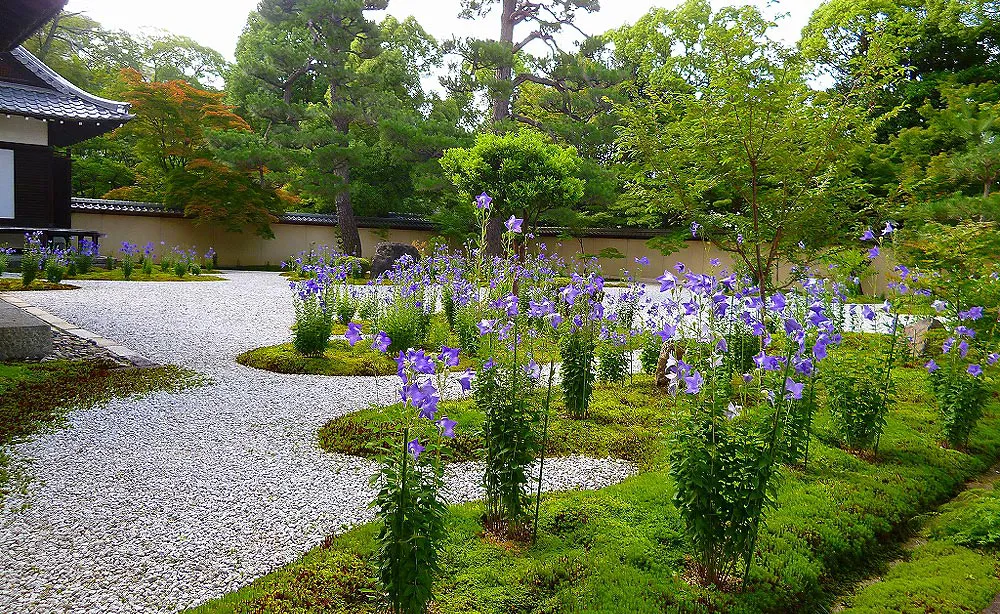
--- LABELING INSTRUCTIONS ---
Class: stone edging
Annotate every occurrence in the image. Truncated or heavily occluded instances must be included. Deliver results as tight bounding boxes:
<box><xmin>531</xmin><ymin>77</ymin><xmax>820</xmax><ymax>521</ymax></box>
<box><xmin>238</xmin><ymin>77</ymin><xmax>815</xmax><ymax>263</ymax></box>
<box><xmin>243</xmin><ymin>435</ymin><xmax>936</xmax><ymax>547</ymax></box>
<box><xmin>0</xmin><ymin>294</ymin><xmax>157</xmax><ymax>367</ymax></box>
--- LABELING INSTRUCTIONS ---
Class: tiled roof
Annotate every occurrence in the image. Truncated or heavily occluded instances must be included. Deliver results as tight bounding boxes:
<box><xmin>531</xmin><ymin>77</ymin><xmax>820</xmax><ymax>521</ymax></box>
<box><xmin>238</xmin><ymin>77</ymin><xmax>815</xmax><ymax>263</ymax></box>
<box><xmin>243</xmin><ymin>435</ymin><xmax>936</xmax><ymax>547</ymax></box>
<box><xmin>0</xmin><ymin>47</ymin><xmax>131</xmax><ymax>122</ymax></box>
<box><xmin>72</xmin><ymin>198</ymin><xmax>183</xmax><ymax>216</ymax></box>
<box><xmin>0</xmin><ymin>82</ymin><xmax>131</xmax><ymax>122</ymax></box>
<box><xmin>70</xmin><ymin>198</ymin><xmax>674</xmax><ymax>239</ymax></box>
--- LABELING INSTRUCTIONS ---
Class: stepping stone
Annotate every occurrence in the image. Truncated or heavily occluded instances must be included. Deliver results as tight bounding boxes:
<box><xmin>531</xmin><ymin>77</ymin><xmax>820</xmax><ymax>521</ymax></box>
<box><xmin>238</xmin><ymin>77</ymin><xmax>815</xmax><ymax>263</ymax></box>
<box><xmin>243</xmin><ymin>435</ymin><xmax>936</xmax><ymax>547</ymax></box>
<box><xmin>0</xmin><ymin>300</ymin><xmax>52</xmax><ymax>360</ymax></box>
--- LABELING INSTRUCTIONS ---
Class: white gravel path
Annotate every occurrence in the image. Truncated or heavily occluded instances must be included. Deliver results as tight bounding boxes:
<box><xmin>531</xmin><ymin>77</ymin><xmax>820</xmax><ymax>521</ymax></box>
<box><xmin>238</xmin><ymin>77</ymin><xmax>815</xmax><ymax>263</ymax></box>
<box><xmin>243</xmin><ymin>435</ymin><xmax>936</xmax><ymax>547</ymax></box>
<box><xmin>0</xmin><ymin>271</ymin><xmax>633</xmax><ymax>614</ymax></box>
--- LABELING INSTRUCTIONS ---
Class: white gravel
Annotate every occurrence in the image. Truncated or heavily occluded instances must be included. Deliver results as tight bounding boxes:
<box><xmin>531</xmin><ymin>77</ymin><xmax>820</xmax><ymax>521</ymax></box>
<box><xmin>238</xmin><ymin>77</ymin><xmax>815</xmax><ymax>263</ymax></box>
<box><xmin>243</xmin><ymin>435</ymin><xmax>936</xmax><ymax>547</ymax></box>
<box><xmin>0</xmin><ymin>271</ymin><xmax>634</xmax><ymax>614</ymax></box>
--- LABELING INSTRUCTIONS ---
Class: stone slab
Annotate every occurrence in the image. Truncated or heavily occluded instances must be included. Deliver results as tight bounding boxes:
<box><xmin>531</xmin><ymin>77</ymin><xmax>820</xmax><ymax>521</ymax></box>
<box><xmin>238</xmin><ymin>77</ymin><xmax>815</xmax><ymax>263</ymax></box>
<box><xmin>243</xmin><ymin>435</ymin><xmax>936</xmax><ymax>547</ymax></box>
<box><xmin>0</xmin><ymin>306</ymin><xmax>53</xmax><ymax>360</ymax></box>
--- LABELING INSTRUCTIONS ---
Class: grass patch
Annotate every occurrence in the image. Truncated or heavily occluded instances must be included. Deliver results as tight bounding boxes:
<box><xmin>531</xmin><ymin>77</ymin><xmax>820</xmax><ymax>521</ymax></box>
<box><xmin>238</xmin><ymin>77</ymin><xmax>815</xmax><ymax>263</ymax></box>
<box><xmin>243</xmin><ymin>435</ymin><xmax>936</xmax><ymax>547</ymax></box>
<box><xmin>839</xmin><ymin>485</ymin><xmax>1000</xmax><ymax>613</ymax></box>
<box><xmin>192</xmin><ymin>336</ymin><xmax>1000</xmax><ymax>614</ymax></box>
<box><xmin>0</xmin><ymin>360</ymin><xmax>204</xmax><ymax>505</ymax></box>
<box><xmin>70</xmin><ymin>270</ymin><xmax>226</xmax><ymax>282</ymax></box>
<box><xmin>0</xmin><ymin>279</ymin><xmax>78</xmax><ymax>291</ymax></box>
<box><xmin>318</xmin><ymin>376</ymin><xmax>669</xmax><ymax>465</ymax></box>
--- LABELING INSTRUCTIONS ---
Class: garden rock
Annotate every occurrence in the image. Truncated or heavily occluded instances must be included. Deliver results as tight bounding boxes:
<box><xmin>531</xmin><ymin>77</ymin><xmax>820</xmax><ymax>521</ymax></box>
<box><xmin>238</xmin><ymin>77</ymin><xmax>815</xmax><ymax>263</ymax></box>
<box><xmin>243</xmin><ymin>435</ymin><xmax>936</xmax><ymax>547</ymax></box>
<box><xmin>370</xmin><ymin>243</ymin><xmax>420</xmax><ymax>279</ymax></box>
<box><xmin>904</xmin><ymin>318</ymin><xmax>944</xmax><ymax>357</ymax></box>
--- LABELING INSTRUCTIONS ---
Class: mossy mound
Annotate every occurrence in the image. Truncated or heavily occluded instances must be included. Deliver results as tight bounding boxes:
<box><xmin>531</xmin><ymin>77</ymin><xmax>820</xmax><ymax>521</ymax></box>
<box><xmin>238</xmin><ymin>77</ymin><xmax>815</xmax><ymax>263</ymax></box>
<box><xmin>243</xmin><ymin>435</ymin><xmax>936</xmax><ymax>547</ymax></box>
<box><xmin>317</xmin><ymin>376</ymin><xmax>670</xmax><ymax>464</ymax></box>
<box><xmin>236</xmin><ymin>340</ymin><xmax>397</xmax><ymax>376</ymax></box>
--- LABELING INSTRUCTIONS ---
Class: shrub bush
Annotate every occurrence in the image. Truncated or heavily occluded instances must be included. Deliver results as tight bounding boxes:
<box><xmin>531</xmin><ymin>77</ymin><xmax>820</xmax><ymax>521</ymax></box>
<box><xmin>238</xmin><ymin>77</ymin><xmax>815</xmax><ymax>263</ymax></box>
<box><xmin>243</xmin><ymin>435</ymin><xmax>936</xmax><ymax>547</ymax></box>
<box><xmin>931</xmin><ymin>364</ymin><xmax>991</xmax><ymax>448</ymax></box>
<box><xmin>293</xmin><ymin>294</ymin><xmax>334</xmax><ymax>355</ymax></box>
<box><xmin>824</xmin><ymin>350</ymin><xmax>892</xmax><ymax>452</ymax></box>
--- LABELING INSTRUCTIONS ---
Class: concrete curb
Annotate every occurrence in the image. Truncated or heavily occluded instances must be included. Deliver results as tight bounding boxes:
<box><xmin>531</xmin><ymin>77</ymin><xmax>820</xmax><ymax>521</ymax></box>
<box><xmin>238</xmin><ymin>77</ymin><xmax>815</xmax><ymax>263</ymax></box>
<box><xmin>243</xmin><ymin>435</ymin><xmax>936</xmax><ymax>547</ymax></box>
<box><xmin>0</xmin><ymin>293</ymin><xmax>158</xmax><ymax>368</ymax></box>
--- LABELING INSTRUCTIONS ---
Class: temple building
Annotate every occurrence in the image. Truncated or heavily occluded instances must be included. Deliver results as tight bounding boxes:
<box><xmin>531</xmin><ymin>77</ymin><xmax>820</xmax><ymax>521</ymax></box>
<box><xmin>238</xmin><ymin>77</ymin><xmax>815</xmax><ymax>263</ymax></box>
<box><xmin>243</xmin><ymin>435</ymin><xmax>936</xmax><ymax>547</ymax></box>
<box><xmin>0</xmin><ymin>0</ymin><xmax>132</xmax><ymax>245</ymax></box>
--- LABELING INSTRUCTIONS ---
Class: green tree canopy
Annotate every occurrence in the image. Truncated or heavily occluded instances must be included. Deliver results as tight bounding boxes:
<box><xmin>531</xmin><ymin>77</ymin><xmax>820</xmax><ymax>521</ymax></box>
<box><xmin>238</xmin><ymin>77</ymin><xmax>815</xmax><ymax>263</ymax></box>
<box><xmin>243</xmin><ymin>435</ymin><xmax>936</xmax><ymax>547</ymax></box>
<box><xmin>439</xmin><ymin>130</ymin><xmax>585</xmax><ymax>236</ymax></box>
<box><xmin>614</xmin><ymin>0</ymin><xmax>897</xmax><ymax>290</ymax></box>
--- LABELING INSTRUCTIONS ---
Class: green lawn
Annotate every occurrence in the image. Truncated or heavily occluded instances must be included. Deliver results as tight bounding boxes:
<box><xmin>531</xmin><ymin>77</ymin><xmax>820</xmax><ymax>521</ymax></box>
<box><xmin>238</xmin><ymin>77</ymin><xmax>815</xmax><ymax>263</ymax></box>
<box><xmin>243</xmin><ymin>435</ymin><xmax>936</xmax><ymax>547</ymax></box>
<box><xmin>191</xmin><ymin>334</ymin><xmax>1000</xmax><ymax>614</ymax></box>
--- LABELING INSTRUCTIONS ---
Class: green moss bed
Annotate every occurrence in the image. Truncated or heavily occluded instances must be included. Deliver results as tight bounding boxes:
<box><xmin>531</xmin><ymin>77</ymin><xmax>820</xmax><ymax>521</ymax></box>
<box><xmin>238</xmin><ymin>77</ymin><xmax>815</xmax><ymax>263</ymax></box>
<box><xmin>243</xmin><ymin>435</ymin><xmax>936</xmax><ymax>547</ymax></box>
<box><xmin>0</xmin><ymin>360</ymin><xmax>203</xmax><ymax>504</ymax></box>
<box><xmin>71</xmin><ymin>270</ymin><xmax>226</xmax><ymax>282</ymax></box>
<box><xmin>192</xmin><ymin>333</ymin><xmax>1000</xmax><ymax>614</ymax></box>
<box><xmin>236</xmin><ymin>340</ymin><xmax>400</xmax><ymax>376</ymax></box>
<box><xmin>0</xmin><ymin>279</ymin><xmax>78</xmax><ymax>291</ymax></box>
<box><xmin>318</xmin><ymin>377</ymin><xmax>668</xmax><ymax>465</ymax></box>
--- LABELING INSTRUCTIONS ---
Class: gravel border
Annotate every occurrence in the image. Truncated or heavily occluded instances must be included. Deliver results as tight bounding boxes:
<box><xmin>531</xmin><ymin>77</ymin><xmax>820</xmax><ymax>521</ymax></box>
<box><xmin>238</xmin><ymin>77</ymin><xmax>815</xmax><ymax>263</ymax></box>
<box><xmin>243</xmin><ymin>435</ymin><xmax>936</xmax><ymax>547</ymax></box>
<box><xmin>0</xmin><ymin>271</ymin><xmax>634</xmax><ymax>614</ymax></box>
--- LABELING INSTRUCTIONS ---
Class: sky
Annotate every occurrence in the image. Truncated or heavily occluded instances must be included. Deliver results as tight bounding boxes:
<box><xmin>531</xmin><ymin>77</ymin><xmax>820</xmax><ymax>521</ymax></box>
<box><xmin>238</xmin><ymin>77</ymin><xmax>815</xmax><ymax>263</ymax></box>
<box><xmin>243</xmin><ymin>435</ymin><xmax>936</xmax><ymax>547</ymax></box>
<box><xmin>64</xmin><ymin>0</ymin><xmax>826</xmax><ymax>62</ymax></box>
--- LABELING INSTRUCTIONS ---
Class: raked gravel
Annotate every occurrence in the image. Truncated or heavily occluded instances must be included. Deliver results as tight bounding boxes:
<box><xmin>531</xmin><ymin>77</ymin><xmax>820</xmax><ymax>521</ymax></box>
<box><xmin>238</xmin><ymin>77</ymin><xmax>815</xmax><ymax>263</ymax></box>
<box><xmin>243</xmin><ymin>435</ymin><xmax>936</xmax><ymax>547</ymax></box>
<box><xmin>0</xmin><ymin>271</ymin><xmax>634</xmax><ymax>614</ymax></box>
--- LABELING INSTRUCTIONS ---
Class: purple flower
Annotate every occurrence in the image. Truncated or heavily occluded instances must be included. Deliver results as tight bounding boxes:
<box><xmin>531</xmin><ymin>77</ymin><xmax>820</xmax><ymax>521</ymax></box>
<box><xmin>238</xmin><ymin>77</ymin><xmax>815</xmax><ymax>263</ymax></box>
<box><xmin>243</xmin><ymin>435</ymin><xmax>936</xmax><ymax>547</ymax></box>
<box><xmin>754</xmin><ymin>352</ymin><xmax>781</xmax><ymax>371</ymax></box>
<box><xmin>959</xmin><ymin>306</ymin><xmax>984</xmax><ymax>321</ymax></box>
<box><xmin>710</xmin><ymin>258</ymin><xmax>721</xmax><ymax>267</ymax></box>
<box><xmin>407</xmin><ymin>439</ymin><xmax>425</xmax><ymax>460</ymax></box>
<box><xmin>862</xmin><ymin>305</ymin><xmax>876</xmax><ymax>321</ymax></box>
<box><xmin>437</xmin><ymin>417</ymin><xmax>457</xmax><ymax>439</ymax></box>
<box><xmin>656</xmin><ymin>271</ymin><xmax>676</xmax><ymax>292</ymax></box>
<box><xmin>770</xmin><ymin>292</ymin><xmax>787</xmax><ymax>312</ymax></box>
<box><xmin>684</xmin><ymin>370</ymin><xmax>703</xmax><ymax>394</ymax></box>
<box><xmin>989</xmin><ymin>353</ymin><xmax>1000</xmax><ymax>366</ymax></box>
<box><xmin>439</xmin><ymin>346</ymin><xmax>460</xmax><ymax>367</ymax></box>
<box><xmin>411</xmin><ymin>350</ymin><xmax>436</xmax><ymax>375</ymax></box>
<box><xmin>636</xmin><ymin>256</ymin><xmax>650</xmax><ymax>266</ymax></box>
<box><xmin>882</xmin><ymin>221</ymin><xmax>895</xmax><ymax>236</ymax></box>
<box><xmin>926</xmin><ymin>359</ymin><xmax>939</xmax><ymax>373</ymax></box>
<box><xmin>476</xmin><ymin>319</ymin><xmax>497</xmax><ymax>335</ymax></box>
<box><xmin>968</xmin><ymin>364</ymin><xmax>983</xmax><ymax>377</ymax></box>
<box><xmin>372</xmin><ymin>331</ymin><xmax>391</xmax><ymax>353</ymax></box>
<box><xmin>657</xmin><ymin>322</ymin><xmax>677</xmax><ymax>342</ymax></box>
<box><xmin>345</xmin><ymin>322</ymin><xmax>362</xmax><ymax>347</ymax></box>
<box><xmin>458</xmin><ymin>370</ymin><xmax>473</xmax><ymax>391</ymax></box>
<box><xmin>861</xmin><ymin>228</ymin><xmax>875</xmax><ymax>241</ymax></box>
<box><xmin>785</xmin><ymin>377</ymin><xmax>805</xmax><ymax>400</ymax></box>
<box><xmin>505</xmin><ymin>215</ymin><xmax>523</xmax><ymax>233</ymax></box>
<box><xmin>475</xmin><ymin>192</ymin><xmax>492</xmax><ymax>210</ymax></box>
<box><xmin>482</xmin><ymin>358</ymin><xmax>496</xmax><ymax>370</ymax></box>
<box><xmin>943</xmin><ymin>337</ymin><xmax>955</xmax><ymax>354</ymax></box>
<box><xmin>690</xmin><ymin>221</ymin><xmax>701</xmax><ymax>237</ymax></box>
<box><xmin>549</xmin><ymin>313</ymin><xmax>564</xmax><ymax>330</ymax></box>
<box><xmin>868</xmin><ymin>246</ymin><xmax>880</xmax><ymax>260</ymax></box>
<box><xmin>524</xmin><ymin>359</ymin><xmax>541</xmax><ymax>380</ymax></box>
<box><xmin>932</xmin><ymin>300</ymin><xmax>947</xmax><ymax>313</ymax></box>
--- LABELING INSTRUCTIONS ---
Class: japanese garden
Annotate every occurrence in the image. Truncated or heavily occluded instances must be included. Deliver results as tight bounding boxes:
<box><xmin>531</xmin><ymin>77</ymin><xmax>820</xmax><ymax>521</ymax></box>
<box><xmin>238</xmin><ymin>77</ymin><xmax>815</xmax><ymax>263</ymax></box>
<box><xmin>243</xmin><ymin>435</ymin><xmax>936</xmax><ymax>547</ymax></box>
<box><xmin>2</xmin><ymin>1</ymin><xmax>1000</xmax><ymax>613</ymax></box>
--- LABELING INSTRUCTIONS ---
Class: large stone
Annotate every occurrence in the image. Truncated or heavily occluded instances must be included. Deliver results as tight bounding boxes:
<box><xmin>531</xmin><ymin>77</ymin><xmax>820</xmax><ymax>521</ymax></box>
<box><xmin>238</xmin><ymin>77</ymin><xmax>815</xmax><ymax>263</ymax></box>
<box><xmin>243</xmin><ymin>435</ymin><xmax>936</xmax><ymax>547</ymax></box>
<box><xmin>369</xmin><ymin>242</ymin><xmax>421</xmax><ymax>279</ymax></box>
<box><xmin>904</xmin><ymin>318</ymin><xmax>944</xmax><ymax>357</ymax></box>
<box><xmin>0</xmin><ymin>301</ymin><xmax>52</xmax><ymax>360</ymax></box>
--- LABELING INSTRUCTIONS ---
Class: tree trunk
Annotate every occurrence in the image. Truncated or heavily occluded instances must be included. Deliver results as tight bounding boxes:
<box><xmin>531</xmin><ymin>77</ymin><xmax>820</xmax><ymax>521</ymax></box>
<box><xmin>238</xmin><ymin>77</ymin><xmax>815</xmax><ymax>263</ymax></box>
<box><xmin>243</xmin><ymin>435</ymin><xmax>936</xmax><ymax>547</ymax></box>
<box><xmin>330</xmin><ymin>74</ymin><xmax>362</xmax><ymax>256</ymax></box>
<box><xmin>482</xmin><ymin>0</ymin><xmax>517</xmax><ymax>257</ymax></box>
<box><xmin>335</xmin><ymin>160</ymin><xmax>361</xmax><ymax>256</ymax></box>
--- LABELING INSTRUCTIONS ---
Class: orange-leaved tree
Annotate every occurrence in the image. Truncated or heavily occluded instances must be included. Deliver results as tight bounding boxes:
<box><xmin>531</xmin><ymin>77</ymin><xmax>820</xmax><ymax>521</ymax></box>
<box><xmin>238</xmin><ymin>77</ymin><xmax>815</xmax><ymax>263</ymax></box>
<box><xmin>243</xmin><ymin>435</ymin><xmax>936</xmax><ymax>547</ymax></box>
<box><xmin>103</xmin><ymin>68</ymin><xmax>285</xmax><ymax>236</ymax></box>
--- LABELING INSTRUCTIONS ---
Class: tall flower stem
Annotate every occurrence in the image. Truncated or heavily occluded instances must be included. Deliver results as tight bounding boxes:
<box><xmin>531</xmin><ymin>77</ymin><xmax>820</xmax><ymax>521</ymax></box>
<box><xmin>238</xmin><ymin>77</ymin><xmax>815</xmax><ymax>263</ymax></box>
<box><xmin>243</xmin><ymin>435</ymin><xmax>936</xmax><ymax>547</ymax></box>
<box><xmin>875</xmin><ymin>313</ymin><xmax>900</xmax><ymax>459</ymax></box>
<box><xmin>742</xmin><ymin>341</ymin><xmax>796</xmax><ymax>588</ymax></box>
<box><xmin>532</xmin><ymin>354</ymin><xmax>557</xmax><ymax>543</ymax></box>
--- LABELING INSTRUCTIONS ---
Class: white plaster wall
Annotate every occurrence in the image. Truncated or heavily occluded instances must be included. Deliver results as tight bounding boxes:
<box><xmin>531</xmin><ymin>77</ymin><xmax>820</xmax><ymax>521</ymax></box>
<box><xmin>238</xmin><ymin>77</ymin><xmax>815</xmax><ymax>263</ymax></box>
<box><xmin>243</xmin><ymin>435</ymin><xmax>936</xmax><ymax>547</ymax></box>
<box><xmin>0</xmin><ymin>114</ymin><xmax>48</xmax><ymax>146</ymax></box>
